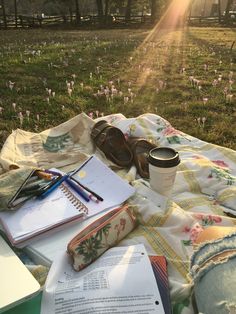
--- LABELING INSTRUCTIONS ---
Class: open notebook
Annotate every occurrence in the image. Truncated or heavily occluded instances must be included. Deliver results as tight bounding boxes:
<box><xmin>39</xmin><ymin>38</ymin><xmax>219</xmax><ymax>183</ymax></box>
<box><xmin>0</xmin><ymin>155</ymin><xmax>135</xmax><ymax>248</ymax></box>
<box><xmin>0</xmin><ymin>235</ymin><xmax>40</xmax><ymax>313</ymax></box>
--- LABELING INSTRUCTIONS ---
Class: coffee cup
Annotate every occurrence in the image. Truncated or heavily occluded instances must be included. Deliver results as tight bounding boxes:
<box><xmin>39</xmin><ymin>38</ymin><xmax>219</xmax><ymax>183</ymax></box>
<box><xmin>148</xmin><ymin>147</ymin><xmax>180</xmax><ymax>197</ymax></box>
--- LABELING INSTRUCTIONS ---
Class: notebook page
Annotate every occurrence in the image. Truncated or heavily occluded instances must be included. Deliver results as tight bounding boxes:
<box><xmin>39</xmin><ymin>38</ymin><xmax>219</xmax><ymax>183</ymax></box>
<box><xmin>71</xmin><ymin>155</ymin><xmax>135</xmax><ymax>217</ymax></box>
<box><xmin>0</xmin><ymin>184</ymin><xmax>84</xmax><ymax>243</ymax></box>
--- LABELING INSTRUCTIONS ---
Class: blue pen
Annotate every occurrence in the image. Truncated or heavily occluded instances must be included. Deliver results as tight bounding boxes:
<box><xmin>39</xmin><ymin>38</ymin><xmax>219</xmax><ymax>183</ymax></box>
<box><xmin>39</xmin><ymin>174</ymin><xmax>69</xmax><ymax>199</ymax></box>
<box><xmin>65</xmin><ymin>177</ymin><xmax>90</xmax><ymax>202</ymax></box>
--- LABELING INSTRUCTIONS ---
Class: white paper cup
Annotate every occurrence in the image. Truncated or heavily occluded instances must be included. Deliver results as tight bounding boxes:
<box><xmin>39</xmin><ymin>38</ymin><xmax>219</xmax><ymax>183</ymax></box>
<box><xmin>148</xmin><ymin>147</ymin><xmax>180</xmax><ymax>197</ymax></box>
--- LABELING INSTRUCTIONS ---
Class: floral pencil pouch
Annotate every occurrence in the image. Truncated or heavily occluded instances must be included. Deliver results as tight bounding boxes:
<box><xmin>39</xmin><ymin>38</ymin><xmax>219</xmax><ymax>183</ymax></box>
<box><xmin>67</xmin><ymin>205</ymin><xmax>138</xmax><ymax>271</ymax></box>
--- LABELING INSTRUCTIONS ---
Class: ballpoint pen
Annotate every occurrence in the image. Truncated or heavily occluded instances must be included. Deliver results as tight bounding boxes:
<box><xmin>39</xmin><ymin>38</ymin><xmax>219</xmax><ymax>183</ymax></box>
<box><xmin>76</xmin><ymin>156</ymin><xmax>94</xmax><ymax>173</ymax></box>
<box><xmin>68</xmin><ymin>155</ymin><xmax>104</xmax><ymax>202</ymax></box>
<box><xmin>65</xmin><ymin>177</ymin><xmax>90</xmax><ymax>202</ymax></box>
<box><xmin>39</xmin><ymin>174</ymin><xmax>69</xmax><ymax>199</ymax></box>
<box><xmin>70</xmin><ymin>176</ymin><xmax>104</xmax><ymax>202</ymax></box>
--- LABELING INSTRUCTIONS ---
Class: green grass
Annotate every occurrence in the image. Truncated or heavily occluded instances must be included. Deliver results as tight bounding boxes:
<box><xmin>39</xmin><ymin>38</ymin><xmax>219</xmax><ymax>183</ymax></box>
<box><xmin>0</xmin><ymin>27</ymin><xmax>235</xmax><ymax>149</ymax></box>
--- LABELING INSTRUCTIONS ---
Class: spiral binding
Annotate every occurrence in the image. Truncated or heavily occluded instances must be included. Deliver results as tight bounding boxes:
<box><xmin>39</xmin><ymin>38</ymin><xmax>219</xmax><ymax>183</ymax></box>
<box><xmin>59</xmin><ymin>183</ymin><xmax>89</xmax><ymax>215</ymax></box>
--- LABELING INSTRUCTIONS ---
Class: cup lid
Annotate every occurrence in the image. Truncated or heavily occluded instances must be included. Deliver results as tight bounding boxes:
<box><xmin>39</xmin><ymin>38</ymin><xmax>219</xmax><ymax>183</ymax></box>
<box><xmin>148</xmin><ymin>147</ymin><xmax>180</xmax><ymax>168</ymax></box>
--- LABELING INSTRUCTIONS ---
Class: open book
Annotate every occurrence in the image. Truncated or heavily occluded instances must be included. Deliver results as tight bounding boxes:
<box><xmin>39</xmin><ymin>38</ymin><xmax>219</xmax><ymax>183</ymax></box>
<box><xmin>0</xmin><ymin>155</ymin><xmax>135</xmax><ymax>248</ymax></box>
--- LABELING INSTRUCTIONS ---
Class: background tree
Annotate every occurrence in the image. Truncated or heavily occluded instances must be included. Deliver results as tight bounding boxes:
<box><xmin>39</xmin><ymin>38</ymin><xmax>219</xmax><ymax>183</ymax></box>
<box><xmin>218</xmin><ymin>0</ymin><xmax>222</xmax><ymax>23</ymax></box>
<box><xmin>1</xmin><ymin>0</ymin><xmax>7</xmax><ymax>28</ymax></box>
<box><xmin>104</xmin><ymin>0</ymin><xmax>109</xmax><ymax>24</ymax></box>
<box><xmin>96</xmin><ymin>0</ymin><xmax>103</xmax><ymax>24</ymax></box>
<box><xmin>152</xmin><ymin>0</ymin><xmax>169</xmax><ymax>19</ymax></box>
<box><xmin>224</xmin><ymin>0</ymin><xmax>233</xmax><ymax>23</ymax></box>
<box><xmin>151</xmin><ymin>0</ymin><xmax>158</xmax><ymax>23</ymax></box>
<box><xmin>75</xmin><ymin>0</ymin><xmax>81</xmax><ymax>25</ymax></box>
<box><xmin>125</xmin><ymin>0</ymin><xmax>132</xmax><ymax>22</ymax></box>
<box><xmin>43</xmin><ymin>0</ymin><xmax>73</xmax><ymax>22</ymax></box>
<box><xmin>14</xmin><ymin>0</ymin><xmax>17</xmax><ymax>28</ymax></box>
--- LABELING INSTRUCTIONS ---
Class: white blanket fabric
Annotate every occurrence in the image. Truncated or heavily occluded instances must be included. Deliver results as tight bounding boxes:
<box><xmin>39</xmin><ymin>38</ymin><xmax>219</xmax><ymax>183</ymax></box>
<box><xmin>1</xmin><ymin>112</ymin><xmax>236</xmax><ymax>314</ymax></box>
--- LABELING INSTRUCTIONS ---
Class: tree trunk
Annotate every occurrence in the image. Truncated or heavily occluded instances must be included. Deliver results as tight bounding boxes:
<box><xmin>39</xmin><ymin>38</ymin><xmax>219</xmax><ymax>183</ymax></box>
<box><xmin>225</xmin><ymin>0</ymin><xmax>233</xmax><ymax>23</ymax></box>
<box><xmin>202</xmin><ymin>0</ymin><xmax>207</xmax><ymax>16</ymax></box>
<box><xmin>151</xmin><ymin>0</ymin><xmax>158</xmax><ymax>24</ymax></box>
<box><xmin>125</xmin><ymin>0</ymin><xmax>132</xmax><ymax>23</ymax></box>
<box><xmin>104</xmin><ymin>0</ymin><xmax>109</xmax><ymax>25</ymax></box>
<box><xmin>218</xmin><ymin>0</ymin><xmax>221</xmax><ymax>23</ymax></box>
<box><xmin>188</xmin><ymin>0</ymin><xmax>195</xmax><ymax>23</ymax></box>
<box><xmin>14</xmin><ymin>0</ymin><xmax>18</xmax><ymax>28</ymax></box>
<box><xmin>96</xmin><ymin>0</ymin><xmax>103</xmax><ymax>25</ymax></box>
<box><xmin>75</xmin><ymin>0</ymin><xmax>81</xmax><ymax>25</ymax></box>
<box><xmin>1</xmin><ymin>0</ymin><xmax>7</xmax><ymax>29</ymax></box>
<box><xmin>69</xmin><ymin>6</ymin><xmax>73</xmax><ymax>24</ymax></box>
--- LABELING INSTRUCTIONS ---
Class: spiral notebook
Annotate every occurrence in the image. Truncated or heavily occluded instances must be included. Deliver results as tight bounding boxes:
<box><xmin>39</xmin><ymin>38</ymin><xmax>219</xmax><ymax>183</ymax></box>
<box><xmin>0</xmin><ymin>184</ymin><xmax>86</xmax><ymax>248</ymax></box>
<box><xmin>0</xmin><ymin>155</ymin><xmax>135</xmax><ymax>248</ymax></box>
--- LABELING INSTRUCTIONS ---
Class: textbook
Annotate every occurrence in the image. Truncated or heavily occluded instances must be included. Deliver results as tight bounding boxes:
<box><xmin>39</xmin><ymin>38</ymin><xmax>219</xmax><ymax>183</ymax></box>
<box><xmin>150</xmin><ymin>256</ymin><xmax>172</xmax><ymax>314</ymax></box>
<box><xmin>0</xmin><ymin>235</ymin><xmax>40</xmax><ymax>313</ymax></box>
<box><xmin>0</xmin><ymin>155</ymin><xmax>135</xmax><ymax>248</ymax></box>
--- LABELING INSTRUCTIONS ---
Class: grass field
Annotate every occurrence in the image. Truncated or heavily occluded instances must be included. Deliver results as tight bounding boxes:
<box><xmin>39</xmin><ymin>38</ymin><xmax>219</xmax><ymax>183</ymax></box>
<box><xmin>0</xmin><ymin>26</ymin><xmax>235</xmax><ymax>149</ymax></box>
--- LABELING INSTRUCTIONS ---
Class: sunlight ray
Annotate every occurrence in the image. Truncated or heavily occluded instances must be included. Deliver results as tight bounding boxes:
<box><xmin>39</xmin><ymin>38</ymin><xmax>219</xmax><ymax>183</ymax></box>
<box><xmin>125</xmin><ymin>0</ymin><xmax>191</xmax><ymax>90</ymax></box>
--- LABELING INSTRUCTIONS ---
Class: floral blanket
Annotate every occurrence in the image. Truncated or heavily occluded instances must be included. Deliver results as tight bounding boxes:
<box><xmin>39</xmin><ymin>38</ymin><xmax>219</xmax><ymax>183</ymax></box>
<box><xmin>0</xmin><ymin>112</ymin><xmax>236</xmax><ymax>314</ymax></box>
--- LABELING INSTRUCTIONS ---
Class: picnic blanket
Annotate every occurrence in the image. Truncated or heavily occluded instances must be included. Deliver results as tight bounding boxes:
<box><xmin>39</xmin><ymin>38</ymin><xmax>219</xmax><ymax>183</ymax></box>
<box><xmin>1</xmin><ymin>112</ymin><xmax>236</xmax><ymax>314</ymax></box>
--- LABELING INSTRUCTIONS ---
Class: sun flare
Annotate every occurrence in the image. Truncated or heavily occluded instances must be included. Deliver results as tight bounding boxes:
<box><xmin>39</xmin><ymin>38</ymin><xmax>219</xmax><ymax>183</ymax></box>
<box><xmin>127</xmin><ymin>0</ymin><xmax>192</xmax><ymax>89</ymax></box>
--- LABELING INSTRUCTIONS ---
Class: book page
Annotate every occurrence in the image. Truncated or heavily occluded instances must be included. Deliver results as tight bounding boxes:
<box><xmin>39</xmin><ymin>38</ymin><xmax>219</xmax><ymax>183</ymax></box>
<box><xmin>41</xmin><ymin>244</ymin><xmax>165</xmax><ymax>314</ymax></box>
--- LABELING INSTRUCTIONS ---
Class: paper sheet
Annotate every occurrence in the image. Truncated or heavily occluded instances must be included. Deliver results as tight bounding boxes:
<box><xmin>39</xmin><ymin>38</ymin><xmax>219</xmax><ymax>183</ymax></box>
<box><xmin>41</xmin><ymin>244</ymin><xmax>165</xmax><ymax>314</ymax></box>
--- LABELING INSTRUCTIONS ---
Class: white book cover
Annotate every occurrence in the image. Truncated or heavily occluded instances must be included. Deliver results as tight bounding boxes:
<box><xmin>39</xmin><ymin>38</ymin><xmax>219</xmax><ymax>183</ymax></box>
<box><xmin>0</xmin><ymin>235</ymin><xmax>40</xmax><ymax>313</ymax></box>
